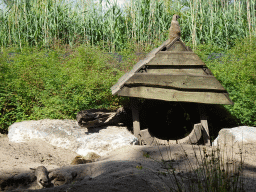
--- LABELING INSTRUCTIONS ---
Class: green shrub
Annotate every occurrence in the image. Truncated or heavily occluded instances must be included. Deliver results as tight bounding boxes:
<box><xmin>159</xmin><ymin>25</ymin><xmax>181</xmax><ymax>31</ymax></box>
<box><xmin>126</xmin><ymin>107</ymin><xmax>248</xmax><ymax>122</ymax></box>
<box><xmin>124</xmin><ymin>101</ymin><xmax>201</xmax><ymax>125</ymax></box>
<box><xmin>0</xmin><ymin>44</ymin><xmax>126</xmax><ymax>133</ymax></box>
<box><xmin>195</xmin><ymin>37</ymin><xmax>256</xmax><ymax>127</ymax></box>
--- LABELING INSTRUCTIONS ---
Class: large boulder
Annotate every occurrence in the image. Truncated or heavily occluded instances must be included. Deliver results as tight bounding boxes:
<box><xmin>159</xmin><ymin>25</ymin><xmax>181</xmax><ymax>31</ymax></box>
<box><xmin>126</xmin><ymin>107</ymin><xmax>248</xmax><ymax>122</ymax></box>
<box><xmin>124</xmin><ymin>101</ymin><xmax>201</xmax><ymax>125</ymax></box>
<box><xmin>8</xmin><ymin>119</ymin><xmax>138</xmax><ymax>157</ymax></box>
<box><xmin>212</xmin><ymin>126</ymin><xmax>256</xmax><ymax>147</ymax></box>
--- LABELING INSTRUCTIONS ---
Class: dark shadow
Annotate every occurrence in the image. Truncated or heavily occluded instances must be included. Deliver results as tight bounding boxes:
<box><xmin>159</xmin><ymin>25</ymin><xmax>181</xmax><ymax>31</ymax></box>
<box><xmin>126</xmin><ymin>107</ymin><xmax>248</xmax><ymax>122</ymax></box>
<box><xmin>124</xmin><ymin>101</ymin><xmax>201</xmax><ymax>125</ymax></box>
<box><xmin>138</xmin><ymin>99</ymin><xmax>200</xmax><ymax>140</ymax></box>
<box><xmin>204</xmin><ymin>104</ymin><xmax>241</xmax><ymax>142</ymax></box>
<box><xmin>121</xmin><ymin>98</ymin><xmax>241</xmax><ymax>143</ymax></box>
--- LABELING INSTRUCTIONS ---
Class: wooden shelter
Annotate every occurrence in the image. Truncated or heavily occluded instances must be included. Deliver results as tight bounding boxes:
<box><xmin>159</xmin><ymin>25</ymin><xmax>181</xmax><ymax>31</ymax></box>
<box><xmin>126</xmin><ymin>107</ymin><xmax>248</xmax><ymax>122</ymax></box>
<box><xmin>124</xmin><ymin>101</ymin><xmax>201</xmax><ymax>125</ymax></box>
<box><xmin>111</xmin><ymin>37</ymin><xmax>233</xmax><ymax>146</ymax></box>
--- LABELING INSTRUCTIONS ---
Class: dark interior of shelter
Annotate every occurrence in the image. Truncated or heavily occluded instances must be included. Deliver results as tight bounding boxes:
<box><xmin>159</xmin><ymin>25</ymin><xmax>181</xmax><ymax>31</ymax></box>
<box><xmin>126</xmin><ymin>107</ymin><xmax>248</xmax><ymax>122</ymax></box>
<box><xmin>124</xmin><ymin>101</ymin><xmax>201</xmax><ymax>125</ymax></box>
<box><xmin>123</xmin><ymin>98</ymin><xmax>241</xmax><ymax>142</ymax></box>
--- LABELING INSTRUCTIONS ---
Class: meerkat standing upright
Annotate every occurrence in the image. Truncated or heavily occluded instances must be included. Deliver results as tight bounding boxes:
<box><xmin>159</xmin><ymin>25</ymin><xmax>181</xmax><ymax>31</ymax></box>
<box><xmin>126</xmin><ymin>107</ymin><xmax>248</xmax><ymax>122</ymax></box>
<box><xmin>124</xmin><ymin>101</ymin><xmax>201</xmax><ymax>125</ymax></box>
<box><xmin>169</xmin><ymin>14</ymin><xmax>181</xmax><ymax>43</ymax></box>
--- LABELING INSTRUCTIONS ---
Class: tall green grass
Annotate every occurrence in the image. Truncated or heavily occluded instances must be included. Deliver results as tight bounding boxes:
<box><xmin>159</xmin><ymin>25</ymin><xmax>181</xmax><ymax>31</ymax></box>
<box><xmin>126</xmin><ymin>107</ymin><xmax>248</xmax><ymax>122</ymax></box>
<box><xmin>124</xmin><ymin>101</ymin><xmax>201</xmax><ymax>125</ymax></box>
<box><xmin>0</xmin><ymin>0</ymin><xmax>255</xmax><ymax>51</ymax></box>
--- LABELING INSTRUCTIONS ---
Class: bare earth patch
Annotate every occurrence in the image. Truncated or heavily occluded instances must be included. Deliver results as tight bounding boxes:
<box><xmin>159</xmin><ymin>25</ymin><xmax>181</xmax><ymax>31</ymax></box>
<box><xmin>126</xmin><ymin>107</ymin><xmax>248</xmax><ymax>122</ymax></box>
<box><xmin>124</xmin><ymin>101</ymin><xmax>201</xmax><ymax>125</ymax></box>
<box><xmin>0</xmin><ymin>128</ymin><xmax>256</xmax><ymax>192</ymax></box>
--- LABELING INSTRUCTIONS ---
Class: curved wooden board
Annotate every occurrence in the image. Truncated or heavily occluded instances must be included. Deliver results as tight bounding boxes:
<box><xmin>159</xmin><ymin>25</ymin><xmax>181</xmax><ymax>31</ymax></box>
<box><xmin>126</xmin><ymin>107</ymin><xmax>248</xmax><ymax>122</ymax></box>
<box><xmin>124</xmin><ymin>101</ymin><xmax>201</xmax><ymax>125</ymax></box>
<box><xmin>139</xmin><ymin>123</ymin><xmax>202</xmax><ymax>145</ymax></box>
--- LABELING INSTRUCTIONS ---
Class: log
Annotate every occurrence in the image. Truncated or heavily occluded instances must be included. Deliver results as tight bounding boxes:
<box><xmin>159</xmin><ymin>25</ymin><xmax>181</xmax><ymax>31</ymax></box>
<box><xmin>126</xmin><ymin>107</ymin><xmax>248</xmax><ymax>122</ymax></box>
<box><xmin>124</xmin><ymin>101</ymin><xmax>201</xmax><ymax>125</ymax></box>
<box><xmin>76</xmin><ymin>108</ymin><xmax>132</xmax><ymax>128</ymax></box>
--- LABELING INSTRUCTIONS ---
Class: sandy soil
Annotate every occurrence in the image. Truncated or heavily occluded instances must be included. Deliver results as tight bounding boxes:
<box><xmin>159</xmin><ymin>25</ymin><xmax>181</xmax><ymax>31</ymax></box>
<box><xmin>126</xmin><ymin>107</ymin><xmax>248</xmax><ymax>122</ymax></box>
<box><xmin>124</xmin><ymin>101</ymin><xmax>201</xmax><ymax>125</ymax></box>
<box><xmin>0</xmin><ymin>130</ymin><xmax>256</xmax><ymax>192</ymax></box>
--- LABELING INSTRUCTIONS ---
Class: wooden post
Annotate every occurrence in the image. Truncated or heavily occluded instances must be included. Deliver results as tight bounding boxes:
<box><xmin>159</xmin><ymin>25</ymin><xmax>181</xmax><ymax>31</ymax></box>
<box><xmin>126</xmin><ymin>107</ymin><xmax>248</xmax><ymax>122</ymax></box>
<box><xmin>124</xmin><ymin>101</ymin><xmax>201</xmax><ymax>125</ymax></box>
<box><xmin>131</xmin><ymin>97</ymin><xmax>141</xmax><ymax>144</ymax></box>
<box><xmin>198</xmin><ymin>104</ymin><xmax>211</xmax><ymax>146</ymax></box>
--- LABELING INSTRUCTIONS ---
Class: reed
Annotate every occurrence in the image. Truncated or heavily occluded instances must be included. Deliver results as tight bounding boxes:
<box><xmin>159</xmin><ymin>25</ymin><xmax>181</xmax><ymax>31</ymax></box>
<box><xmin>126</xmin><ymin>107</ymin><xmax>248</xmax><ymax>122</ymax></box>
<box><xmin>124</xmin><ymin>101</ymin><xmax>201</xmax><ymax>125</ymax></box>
<box><xmin>0</xmin><ymin>0</ymin><xmax>255</xmax><ymax>51</ymax></box>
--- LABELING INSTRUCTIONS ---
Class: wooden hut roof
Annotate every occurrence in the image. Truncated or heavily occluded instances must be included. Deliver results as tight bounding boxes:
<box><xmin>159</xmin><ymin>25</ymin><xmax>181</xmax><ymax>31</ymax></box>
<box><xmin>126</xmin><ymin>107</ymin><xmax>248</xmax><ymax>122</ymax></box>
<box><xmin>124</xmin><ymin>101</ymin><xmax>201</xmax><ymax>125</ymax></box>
<box><xmin>111</xmin><ymin>38</ymin><xmax>233</xmax><ymax>105</ymax></box>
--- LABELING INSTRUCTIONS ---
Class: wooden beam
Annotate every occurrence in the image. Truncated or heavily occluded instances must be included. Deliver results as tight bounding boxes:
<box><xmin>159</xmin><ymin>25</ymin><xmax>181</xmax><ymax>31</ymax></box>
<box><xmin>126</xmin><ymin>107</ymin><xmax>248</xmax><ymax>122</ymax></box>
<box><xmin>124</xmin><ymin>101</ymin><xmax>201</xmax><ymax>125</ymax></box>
<box><xmin>147</xmin><ymin>52</ymin><xmax>205</xmax><ymax>66</ymax></box>
<box><xmin>131</xmin><ymin>98</ymin><xmax>141</xmax><ymax>143</ymax></box>
<box><xmin>146</xmin><ymin>68</ymin><xmax>209</xmax><ymax>76</ymax></box>
<box><xmin>125</xmin><ymin>73</ymin><xmax>226</xmax><ymax>91</ymax></box>
<box><xmin>198</xmin><ymin>104</ymin><xmax>211</xmax><ymax>146</ymax></box>
<box><xmin>118</xmin><ymin>86</ymin><xmax>234</xmax><ymax>105</ymax></box>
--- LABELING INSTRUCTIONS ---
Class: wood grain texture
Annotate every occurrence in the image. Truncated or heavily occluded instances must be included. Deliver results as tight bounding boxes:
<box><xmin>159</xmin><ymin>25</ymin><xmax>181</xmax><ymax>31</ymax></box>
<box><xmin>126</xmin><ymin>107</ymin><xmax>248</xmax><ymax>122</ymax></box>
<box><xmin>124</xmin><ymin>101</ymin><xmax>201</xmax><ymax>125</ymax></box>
<box><xmin>198</xmin><ymin>104</ymin><xmax>211</xmax><ymax>146</ymax></box>
<box><xmin>145</xmin><ymin>68</ymin><xmax>208</xmax><ymax>76</ymax></box>
<box><xmin>167</xmin><ymin>41</ymin><xmax>187</xmax><ymax>51</ymax></box>
<box><xmin>117</xmin><ymin>86</ymin><xmax>233</xmax><ymax>105</ymax></box>
<box><xmin>131</xmin><ymin>98</ymin><xmax>141</xmax><ymax>139</ymax></box>
<box><xmin>147</xmin><ymin>51</ymin><xmax>205</xmax><ymax>66</ymax></box>
<box><xmin>125</xmin><ymin>73</ymin><xmax>225</xmax><ymax>91</ymax></box>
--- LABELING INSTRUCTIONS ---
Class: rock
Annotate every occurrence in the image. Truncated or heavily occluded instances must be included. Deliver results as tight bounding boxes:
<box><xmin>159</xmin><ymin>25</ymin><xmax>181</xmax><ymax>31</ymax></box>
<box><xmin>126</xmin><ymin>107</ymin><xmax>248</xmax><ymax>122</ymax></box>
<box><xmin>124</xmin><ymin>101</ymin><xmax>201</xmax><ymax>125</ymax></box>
<box><xmin>71</xmin><ymin>155</ymin><xmax>93</xmax><ymax>165</ymax></box>
<box><xmin>84</xmin><ymin>152</ymin><xmax>101</xmax><ymax>161</ymax></box>
<box><xmin>8</xmin><ymin>119</ymin><xmax>138</xmax><ymax>157</ymax></box>
<box><xmin>212</xmin><ymin>126</ymin><xmax>256</xmax><ymax>147</ymax></box>
<box><xmin>70</xmin><ymin>152</ymin><xmax>101</xmax><ymax>165</ymax></box>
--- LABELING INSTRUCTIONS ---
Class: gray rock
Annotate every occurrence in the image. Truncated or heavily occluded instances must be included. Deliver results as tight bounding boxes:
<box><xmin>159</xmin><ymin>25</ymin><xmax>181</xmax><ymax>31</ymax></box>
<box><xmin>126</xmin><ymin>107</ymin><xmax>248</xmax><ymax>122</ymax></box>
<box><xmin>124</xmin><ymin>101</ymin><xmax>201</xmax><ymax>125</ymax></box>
<box><xmin>212</xmin><ymin>126</ymin><xmax>256</xmax><ymax>147</ymax></box>
<box><xmin>8</xmin><ymin>119</ymin><xmax>138</xmax><ymax>157</ymax></box>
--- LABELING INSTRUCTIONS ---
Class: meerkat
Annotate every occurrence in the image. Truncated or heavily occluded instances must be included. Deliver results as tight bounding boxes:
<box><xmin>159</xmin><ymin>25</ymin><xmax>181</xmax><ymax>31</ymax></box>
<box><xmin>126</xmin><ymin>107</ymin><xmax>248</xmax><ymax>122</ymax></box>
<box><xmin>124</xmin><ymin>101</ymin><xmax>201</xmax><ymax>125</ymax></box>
<box><xmin>169</xmin><ymin>14</ymin><xmax>181</xmax><ymax>43</ymax></box>
<box><xmin>30</xmin><ymin>166</ymin><xmax>50</xmax><ymax>188</ymax></box>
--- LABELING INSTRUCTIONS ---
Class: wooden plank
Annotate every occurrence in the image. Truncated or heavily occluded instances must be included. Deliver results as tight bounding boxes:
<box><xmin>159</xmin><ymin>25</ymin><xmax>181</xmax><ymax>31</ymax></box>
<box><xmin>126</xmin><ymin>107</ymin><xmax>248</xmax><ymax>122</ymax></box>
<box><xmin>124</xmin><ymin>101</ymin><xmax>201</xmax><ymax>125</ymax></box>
<box><xmin>146</xmin><ymin>68</ymin><xmax>208</xmax><ymax>76</ymax></box>
<box><xmin>140</xmin><ymin>124</ymin><xmax>202</xmax><ymax>146</ymax></box>
<box><xmin>198</xmin><ymin>104</ymin><xmax>211</xmax><ymax>146</ymax></box>
<box><xmin>110</xmin><ymin>40</ymin><xmax>170</xmax><ymax>95</ymax></box>
<box><xmin>167</xmin><ymin>41</ymin><xmax>187</xmax><ymax>51</ymax></box>
<box><xmin>131</xmin><ymin>98</ymin><xmax>141</xmax><ymax>141</ymax></box>
<box><xmin>147</xmin><ymin>52</ymin><xmax>205</xmax><ymax>66</ymax></box>
<box><xmin>125</xmin><ymin>73</ymin><xmax>226</xmax><ymax>91</ymax></box>
<box><xmin>117</xmin><ymin>86</ymin><xmax>233</xmax><ymax>105</ymax></box>
<box><xmin>111</xmin><ymin>67</ymin><xmax>212</xmax><ymax>95</ymax></box>
<box><xmin>177</xmin><ymin>123</ymin><xmax>202</xmax><ymax>144</ymax></box>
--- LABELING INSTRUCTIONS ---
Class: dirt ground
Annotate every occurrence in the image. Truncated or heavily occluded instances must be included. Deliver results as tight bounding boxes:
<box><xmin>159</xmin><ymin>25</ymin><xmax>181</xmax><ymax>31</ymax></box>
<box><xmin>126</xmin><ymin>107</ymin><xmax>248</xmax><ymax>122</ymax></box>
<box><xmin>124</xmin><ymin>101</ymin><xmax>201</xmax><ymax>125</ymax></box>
<box><xmin>1</xmin><ymin>130</ymin><xmax>256</xmax><ymax>192</ymax></box>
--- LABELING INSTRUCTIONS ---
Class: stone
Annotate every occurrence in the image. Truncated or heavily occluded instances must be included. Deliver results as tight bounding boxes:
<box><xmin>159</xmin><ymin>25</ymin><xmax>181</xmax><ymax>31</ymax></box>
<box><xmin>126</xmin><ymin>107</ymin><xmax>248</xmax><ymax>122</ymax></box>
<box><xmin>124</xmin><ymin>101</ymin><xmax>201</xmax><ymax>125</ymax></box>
<box><xmin>8</xmin><ymin>119</ymin><xmax>138</xmax><ymax>157</ymax></box>
<box><xmin>212</xmin><ymin>126</ymin><xmax>256</xmax><ymax>147</ymax></box>
<box><xmin>71</xmin><ymin>155</ymin><xmax>93</xmax><ymax>165</ymax></box>
<box><xmin>70</xmin><ymin>152</ymin><xmax>100</xmax><ymax>165</ymax></box>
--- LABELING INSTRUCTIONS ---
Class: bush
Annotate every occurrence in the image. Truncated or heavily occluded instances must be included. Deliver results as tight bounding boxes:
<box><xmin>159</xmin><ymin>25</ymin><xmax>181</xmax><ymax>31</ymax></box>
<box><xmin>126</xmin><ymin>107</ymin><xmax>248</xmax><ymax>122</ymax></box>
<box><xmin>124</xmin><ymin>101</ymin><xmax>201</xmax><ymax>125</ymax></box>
<box><xmin>205</xmin><ymin>37</ymin><xmax>256</xmax><ymax>126</ymax></box>
<box><xmin>0</xmin><ymin>44</ymin><xmax>126</xmax><ymax>133</ymax></box>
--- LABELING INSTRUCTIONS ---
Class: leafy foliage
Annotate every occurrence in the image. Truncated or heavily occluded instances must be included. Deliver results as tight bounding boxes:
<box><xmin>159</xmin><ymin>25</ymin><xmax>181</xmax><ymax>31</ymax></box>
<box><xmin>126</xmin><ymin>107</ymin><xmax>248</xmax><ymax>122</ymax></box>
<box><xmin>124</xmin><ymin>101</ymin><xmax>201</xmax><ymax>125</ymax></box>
<box><xmin>0</xmin><ymin>0</ymin><xmax>255</xmax><ymax>133</ymax></box>
<box><xmin>196</xmin><ymin>37</ymin><xmax>256</xmax><ymax>127</ymax></box>
<box><xmin>0</xmin><ymin>45</ymin><xmax>129</xmax><ymax>133</ymax></box>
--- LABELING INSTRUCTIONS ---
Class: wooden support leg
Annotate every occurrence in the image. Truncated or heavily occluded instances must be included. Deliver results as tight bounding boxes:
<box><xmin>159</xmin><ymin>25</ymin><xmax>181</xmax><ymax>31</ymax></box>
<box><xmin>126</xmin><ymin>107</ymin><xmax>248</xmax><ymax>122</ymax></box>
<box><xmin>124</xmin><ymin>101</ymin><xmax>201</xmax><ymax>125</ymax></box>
<box><xmin>131</xmin><ymin>97</ymin><xmax>141</xmax><ymax>144</ymax></box>
<box><xmin>198</xmin><ymin>104</ymin><xmax>211</xmax><ymax>146</ymax></box>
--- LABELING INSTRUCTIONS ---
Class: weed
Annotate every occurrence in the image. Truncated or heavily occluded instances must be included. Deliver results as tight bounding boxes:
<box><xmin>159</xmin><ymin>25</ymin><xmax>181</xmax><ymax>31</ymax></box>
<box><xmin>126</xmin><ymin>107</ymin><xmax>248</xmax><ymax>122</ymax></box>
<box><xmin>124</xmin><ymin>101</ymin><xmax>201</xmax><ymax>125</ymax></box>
<box><xmin>137</xmin><ymin>143</ymin><xmax>245</xmax><ymax>192</ymax></box>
